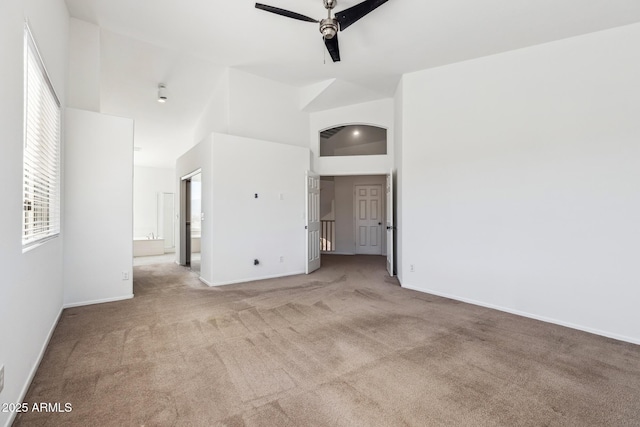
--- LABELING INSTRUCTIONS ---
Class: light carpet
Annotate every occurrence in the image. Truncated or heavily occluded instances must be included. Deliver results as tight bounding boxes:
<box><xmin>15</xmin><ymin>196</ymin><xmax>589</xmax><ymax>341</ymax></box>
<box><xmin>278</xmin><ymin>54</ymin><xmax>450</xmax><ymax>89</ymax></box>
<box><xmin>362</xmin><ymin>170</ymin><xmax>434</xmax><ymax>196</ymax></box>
<box><xmin>14</xmin><ymin>255</ymin><xmax>640</xmax><ymax>426</ymax></box>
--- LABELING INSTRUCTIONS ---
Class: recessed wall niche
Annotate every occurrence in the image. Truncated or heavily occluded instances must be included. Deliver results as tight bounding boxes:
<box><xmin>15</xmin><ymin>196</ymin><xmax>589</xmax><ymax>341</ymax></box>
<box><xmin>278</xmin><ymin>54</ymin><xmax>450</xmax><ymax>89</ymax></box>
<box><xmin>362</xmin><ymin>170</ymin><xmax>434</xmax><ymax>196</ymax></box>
<box><xmin>320</xmin><ymin>125</ymin><xmax>387</xmax><ymax>157</ymax></box>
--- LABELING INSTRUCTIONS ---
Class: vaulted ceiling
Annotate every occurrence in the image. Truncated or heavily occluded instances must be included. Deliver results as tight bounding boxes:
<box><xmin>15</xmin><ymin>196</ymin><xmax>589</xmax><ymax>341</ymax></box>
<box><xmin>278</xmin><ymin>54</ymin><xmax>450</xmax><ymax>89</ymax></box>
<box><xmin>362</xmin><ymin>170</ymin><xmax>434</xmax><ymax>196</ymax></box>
<box><xmin>64</xmin><ymin>0</ymin><xmax>640</xmax><ymax>167</ymax></box>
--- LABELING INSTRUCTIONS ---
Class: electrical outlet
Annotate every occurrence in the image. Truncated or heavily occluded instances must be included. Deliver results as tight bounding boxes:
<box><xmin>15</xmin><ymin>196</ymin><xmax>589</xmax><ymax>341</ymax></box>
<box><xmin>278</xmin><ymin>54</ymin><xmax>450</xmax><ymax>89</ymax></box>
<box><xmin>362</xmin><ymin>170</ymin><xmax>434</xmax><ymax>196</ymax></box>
<box><xmin>0</xmin><ymin>364</ymin><xmax>5</xmax><ymax>394</ymax></box>
<box><xmin>122</xmin><ymin>271</ymin><xmax>129</xmax><ymax>280</ymax></box>
<box><xmin>410</xmin><ymin>264</ymin><xmax>415</xmax><ymax>272</ymax></box>
<box><xmin>279</xmin><ymin>256</ymin><xmax>284</xmax><ymax>263</ymax></box>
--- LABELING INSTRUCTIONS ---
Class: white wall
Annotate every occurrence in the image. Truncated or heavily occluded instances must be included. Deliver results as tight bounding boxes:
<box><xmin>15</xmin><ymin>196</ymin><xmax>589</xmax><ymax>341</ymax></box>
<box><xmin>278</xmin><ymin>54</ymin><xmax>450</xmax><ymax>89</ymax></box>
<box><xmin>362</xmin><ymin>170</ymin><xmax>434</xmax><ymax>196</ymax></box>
<box><xmin>134</xmin><ymin>166</ymin><xmax>175</xmax><ymax>238</ymax></box>
<box><xmin>0</xmin><ymin>1</ymin><xmax>68</xmax><ymax>426</ymax></box>
<box><xmin>331</xmin><ymin>175</ymin><xmax>387</xmax><ymax>255</ymax></box>
<box><xmin>64</xmin><ymin>108</ymin><xmax>134</xmax><ymax>307</ymax></box>
<box><xmin>333</xmin><ymin>140</ymin><xmax>387</xmax><ymax>157</ymax></box>
<box><xmin>194</xmin><ymin>68</ymin><xmax>310</xmax><ymax>149</ymax></box>
<box><xmin>211</xmin><ymin>134</ymin><xmax>310</xmax><ymax>285</ymax></box>
<box><xmin>67</xmin><ymin>18</ymin><xmax>100</xmax><ymax>111</ymax></box>
<box><xmin>310</xmin><ymin>99</ymin><xmax>394</xmax><ymax>175</ymax></box>
<box><xmin>320</xmin><ymin>179</ymin><xmax>335</xmax><ymax>220</ymax></box>
<box><xmin>193</xmin><ymin>69</ymin><xmax>230</xmax><ymax>144</ymax></box>
<box><xmin>400</xmin><ymin>23</ymin><xmax>640</xmax><ymax>344</ymax></box>
<box><xmin>228</xmin><ymin>69</ymin><xmax>309</xmax><ymax>148</ymax></box>
<box><xmin>176</xmin><ymin>133</ymin><xmax>310</xmax><ymax>286</ymax></box>
<box><xmin>393</xmin><ymin>79</ymin><xmax>404</xmax><ymax>280</ymax></box>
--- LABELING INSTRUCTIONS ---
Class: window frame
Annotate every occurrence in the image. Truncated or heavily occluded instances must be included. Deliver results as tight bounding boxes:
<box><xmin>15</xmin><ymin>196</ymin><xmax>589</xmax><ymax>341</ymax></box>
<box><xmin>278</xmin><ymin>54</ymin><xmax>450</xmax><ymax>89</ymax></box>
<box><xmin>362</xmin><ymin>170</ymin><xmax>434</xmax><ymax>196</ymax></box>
<box><xmin>319</xmin><ymin>124</ymin><xmax>388</xmax><ymax>157</ymax></box>
<box><xmin>22</xmin><ymin>23</ymin><xmax>62</xmax><ymax>250</ymax></box>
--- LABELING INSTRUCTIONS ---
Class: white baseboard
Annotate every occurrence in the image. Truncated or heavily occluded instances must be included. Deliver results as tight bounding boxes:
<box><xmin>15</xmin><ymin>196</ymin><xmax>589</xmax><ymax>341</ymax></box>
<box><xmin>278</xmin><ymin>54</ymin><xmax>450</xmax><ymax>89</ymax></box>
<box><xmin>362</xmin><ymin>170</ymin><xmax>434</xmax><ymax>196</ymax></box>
<box><xmin>401</xmin><ymin>283</ymin><xmax>640</xmax><ymax>346</ymax></box>
<box><xmin>322</xmin><ymin>252</ymin><xmax>388</xmax><ymax>257</ymax></box>
<box><xmin>199</xmin><ymin>276</ymin><xmax>212</xmax><ymax>286</ymax></box>
<box><xmin>63</xmin><ymin>294</ymin><xmax>134</xmax><ymax>309</ymax></box>
<box><xmin>324</xmin><ymin>252</ymin><xmax>354</xmax><ymax>255</ymax></box>
<box><xmin>6</xmin><ymin>307</ymin><xmax>63</xmax><ymax>427</ymax></box>
<box><xmin>212</xmin><ymin>271</ymin><xmax>306</xmax><ymax>287</ymax></box>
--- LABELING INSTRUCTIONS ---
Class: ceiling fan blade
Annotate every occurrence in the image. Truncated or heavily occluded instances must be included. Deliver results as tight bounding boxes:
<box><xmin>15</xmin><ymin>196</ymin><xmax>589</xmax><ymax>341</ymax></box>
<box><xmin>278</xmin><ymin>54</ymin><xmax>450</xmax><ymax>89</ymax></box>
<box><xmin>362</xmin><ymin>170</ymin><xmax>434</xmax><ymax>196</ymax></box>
<box><xmin>324</xmin><ymin>34</ymin><xmax>341</xmax><ymax>62</ymax></box>
<box><xmin>255</xmin><ymin>3</ymin><xmax>319</xmax><ymax>23</ymax></box>
<box><xmin>335</xmin><ymin>0</ymin><xmax>388</xmax><ymax>31</ymax></box>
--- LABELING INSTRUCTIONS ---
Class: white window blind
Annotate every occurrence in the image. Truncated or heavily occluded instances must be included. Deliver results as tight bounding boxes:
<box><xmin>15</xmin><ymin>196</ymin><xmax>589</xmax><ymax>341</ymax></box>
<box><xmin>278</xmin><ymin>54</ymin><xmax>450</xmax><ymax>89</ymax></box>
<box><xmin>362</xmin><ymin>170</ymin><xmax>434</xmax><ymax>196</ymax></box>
<box><xmin>23</xmin><ymin>24</ymin><xmax>61</xmax><ymax>248</ymax></box>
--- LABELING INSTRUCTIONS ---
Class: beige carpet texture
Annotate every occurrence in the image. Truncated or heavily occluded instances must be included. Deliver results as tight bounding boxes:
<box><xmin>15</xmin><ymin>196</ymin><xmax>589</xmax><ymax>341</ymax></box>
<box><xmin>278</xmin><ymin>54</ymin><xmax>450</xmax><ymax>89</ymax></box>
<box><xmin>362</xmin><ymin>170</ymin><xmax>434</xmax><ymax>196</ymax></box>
<box><xmin>14</xmin><ymin>255</ymin><xmax>640</xmax><ymax>426</ymax></box>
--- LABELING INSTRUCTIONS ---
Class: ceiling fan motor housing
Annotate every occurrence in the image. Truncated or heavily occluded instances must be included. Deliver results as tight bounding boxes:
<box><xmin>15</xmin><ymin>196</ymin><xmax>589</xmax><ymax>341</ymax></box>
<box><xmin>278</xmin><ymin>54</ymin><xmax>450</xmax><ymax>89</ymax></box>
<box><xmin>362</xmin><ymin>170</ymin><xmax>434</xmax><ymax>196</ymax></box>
<box><xmin>320</xmin><ymin>18</ymin><xmax>338</xmax><ymax>38</ymax></box>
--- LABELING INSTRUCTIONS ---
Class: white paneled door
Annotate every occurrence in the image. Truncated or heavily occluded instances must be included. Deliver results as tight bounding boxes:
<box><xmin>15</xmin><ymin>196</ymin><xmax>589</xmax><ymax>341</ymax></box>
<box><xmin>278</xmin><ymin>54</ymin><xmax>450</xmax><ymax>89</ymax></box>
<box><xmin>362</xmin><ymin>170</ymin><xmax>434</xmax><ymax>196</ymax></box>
<box><xmin>306</xmin><ymin>171</ymin><xmax>321</xmax><ymax>274</ymax></box>
<box><xmin>386</xmin><ymin>173</ymin><xmax>394</xmax><ymax>276</ymax></box>
<box><xmin>355</xmin><ymin>185</ymin><xmax>383</xmax><ymax>255</ymax></box>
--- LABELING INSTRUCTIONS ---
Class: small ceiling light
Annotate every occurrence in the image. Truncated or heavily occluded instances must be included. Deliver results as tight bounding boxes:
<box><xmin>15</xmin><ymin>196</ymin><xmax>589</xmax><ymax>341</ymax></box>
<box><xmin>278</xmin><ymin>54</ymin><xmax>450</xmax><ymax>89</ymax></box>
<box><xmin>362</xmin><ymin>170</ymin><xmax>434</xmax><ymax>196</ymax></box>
<box><xmin>353</xmin><ymin>129</ymin><xmax>360</xmax><ymax>137</ymax></box>
<box><xmin>157</xmin><ymin>83</ymin><xmax>167</xmax><ymax>103</ymax></box>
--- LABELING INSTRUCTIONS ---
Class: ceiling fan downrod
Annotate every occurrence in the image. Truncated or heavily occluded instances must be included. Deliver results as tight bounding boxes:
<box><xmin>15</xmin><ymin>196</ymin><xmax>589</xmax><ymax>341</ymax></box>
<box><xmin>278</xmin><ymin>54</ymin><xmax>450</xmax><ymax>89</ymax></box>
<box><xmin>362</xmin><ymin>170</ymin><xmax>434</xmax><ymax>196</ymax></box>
<box><xmin>320</xmin><ymin>0</ymin><xmax>338</xmax><ymax>39</ymax></box>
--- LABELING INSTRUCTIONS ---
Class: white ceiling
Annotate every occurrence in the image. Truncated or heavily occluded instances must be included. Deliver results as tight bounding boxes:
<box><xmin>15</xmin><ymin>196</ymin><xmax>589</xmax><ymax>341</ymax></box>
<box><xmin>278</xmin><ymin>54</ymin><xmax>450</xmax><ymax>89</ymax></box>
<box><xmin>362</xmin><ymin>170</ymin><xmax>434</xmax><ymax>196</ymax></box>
<box><xmin>98</xmin><ymin>30</ymin><xmax>226</xmax><ymax>167</ymax></box>
<box><xmin>64</xmin><ymin>0</ymin><xmax>640</xmax><ymax>167</ymax></box>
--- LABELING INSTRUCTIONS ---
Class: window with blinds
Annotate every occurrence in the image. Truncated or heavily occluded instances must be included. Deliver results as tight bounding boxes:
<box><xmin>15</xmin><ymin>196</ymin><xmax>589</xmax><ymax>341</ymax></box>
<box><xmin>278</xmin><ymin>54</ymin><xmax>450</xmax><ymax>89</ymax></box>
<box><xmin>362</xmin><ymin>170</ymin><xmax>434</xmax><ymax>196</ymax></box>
<box><xmin>23</xmin><ymin>24</ymin><xmax>61</xmax><ymax>248</ymax></box>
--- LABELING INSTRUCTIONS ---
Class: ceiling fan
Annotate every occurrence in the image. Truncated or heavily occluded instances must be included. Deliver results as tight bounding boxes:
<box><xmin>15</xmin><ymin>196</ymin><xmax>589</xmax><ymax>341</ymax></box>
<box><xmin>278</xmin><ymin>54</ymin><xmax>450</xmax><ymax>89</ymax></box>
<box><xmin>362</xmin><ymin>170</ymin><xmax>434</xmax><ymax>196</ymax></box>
<box><xmin>255</xmin><ymin>0</ymin><xmax>389</xmax><ymax>62</ymax></box>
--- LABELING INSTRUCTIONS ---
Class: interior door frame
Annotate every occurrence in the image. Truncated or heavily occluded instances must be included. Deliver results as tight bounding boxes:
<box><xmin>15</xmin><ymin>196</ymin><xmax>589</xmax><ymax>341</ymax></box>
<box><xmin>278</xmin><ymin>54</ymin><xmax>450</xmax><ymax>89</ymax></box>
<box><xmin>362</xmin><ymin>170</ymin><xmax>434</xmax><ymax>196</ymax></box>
<box><xmin>179</xmin><ymin>168</ymin><xmax>201</xmax><ymax>267</ymax></box>
<box><xmin>308</xmin><ymin>172</ymin><xmax>397</xmax><ymax>275</ymax></box>
<box><xmin>386</xmin><ymin>171</ymin><xmax>394</xmax><ymax>276</ymax></box>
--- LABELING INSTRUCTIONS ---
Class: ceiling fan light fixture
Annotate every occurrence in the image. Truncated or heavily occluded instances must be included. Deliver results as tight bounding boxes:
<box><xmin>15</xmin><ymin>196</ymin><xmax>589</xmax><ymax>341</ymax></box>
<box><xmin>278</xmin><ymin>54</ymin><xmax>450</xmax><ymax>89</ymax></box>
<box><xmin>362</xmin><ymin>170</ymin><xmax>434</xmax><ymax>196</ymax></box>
<box><xmin>157</xmin><ymin>83</ymin><xmax>167</xmax><ymax>103</ymax></box>
<box><xmin>320</xmin><ymin>18</ymin><xmax>338</xmax><ymax>39</ymax></box>
<box><xmin>255</xmin><ymin>0</ymin><xmax>391</xmax><ymax>62</ymax></box>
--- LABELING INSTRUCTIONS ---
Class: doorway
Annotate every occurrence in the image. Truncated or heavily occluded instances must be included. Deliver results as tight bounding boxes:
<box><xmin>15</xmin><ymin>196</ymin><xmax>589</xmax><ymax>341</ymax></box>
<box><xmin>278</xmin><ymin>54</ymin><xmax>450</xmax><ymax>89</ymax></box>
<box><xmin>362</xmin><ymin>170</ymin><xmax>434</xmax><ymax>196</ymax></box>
<box><xmin>180</xmin><ymin>169</ymin><xmax>201</xmax><ymax>274</ymax></box>
<box><xmin>317</xmin><ymin>175</ymin><xmax>392</xmax><ymax>271</ymax></box>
